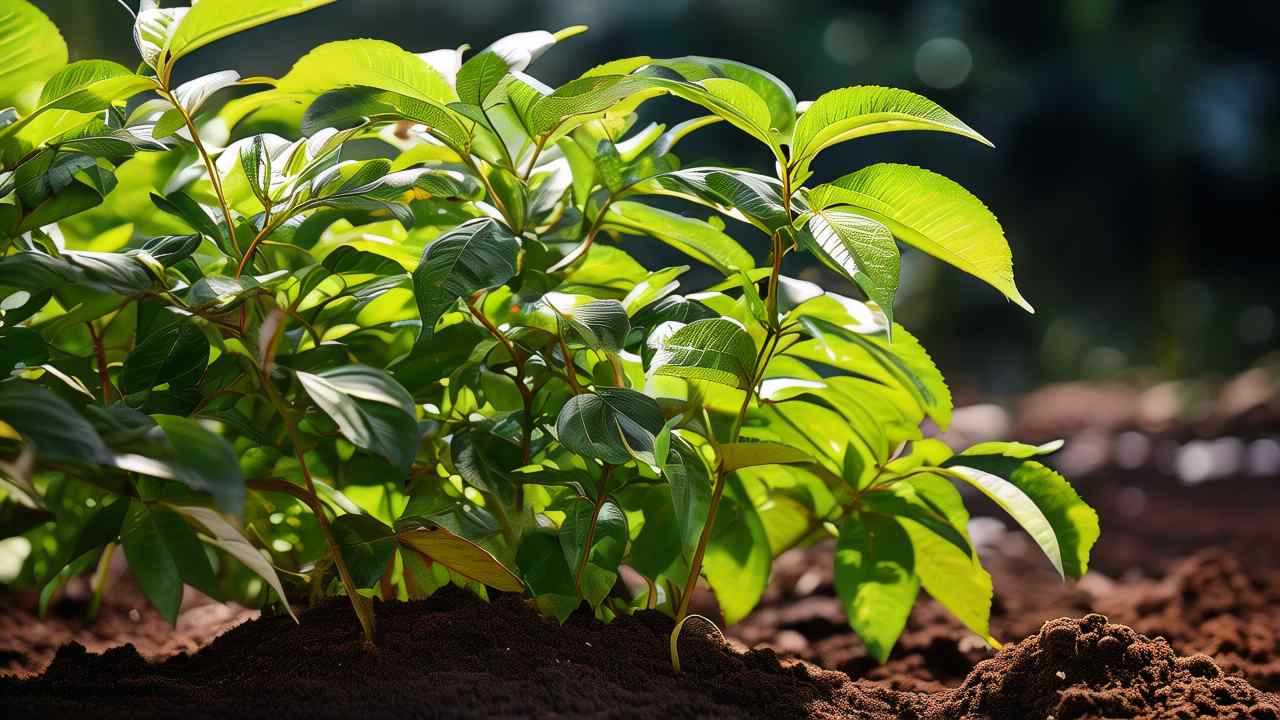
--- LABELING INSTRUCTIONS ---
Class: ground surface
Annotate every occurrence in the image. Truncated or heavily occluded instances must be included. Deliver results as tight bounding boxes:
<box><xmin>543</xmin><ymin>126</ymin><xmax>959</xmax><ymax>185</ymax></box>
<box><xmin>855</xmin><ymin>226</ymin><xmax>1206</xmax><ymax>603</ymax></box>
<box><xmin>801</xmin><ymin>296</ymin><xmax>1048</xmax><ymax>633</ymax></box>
<box><xmin>2</xmin><ymin>376</ymin><xmax>1279</xmax><ymax>718</ymax></box>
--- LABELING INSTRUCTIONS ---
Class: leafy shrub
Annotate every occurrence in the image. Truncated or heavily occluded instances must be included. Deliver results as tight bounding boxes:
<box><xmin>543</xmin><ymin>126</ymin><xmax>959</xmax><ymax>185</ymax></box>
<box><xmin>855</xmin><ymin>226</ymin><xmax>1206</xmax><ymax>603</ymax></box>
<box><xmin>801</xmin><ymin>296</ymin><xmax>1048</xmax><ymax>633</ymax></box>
<box><xmin>0</xmin><ymin>0</ymin><xmax>1098</xmax><ymax>668</ymax></box>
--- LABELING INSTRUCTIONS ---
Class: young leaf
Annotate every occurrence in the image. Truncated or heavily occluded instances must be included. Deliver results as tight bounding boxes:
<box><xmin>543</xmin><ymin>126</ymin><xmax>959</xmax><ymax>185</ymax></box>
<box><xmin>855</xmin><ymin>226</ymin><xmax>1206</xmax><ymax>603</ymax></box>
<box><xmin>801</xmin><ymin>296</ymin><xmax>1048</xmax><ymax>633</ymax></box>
<box><xmin>835</xmin><ymin>513</ymin><xmax>919</xmax><ymax>662</ymax></box>
<box><xmin>297</xmin><ymin>365</ymin><xmax>420</xmax><ymax>474</ymax></box>
<box><xmin>121</xmin><ymin>502</ymin><xmax>218</xmax><ymax>626</ymax></box>
<box><xmin>555</xmin><ymin>387</ymin><xmax>665</xmax><ymax>465</ymax></box>
<box><xmin>790</xmin><ymin>86</ymin><xmax>990</xmax><ymax>179</ymax></box>
<box><xmin>800</xmin><ymin>209</ymin><xmax>900</xmax><ymax>328</ymax></box>
<box><xmin>942</xmin><ymin>463</ymin><xmax>1068</xmax><ymax>579</ymax></box>
<box><xmin>412</xmin><ymin>218</ymin><xmax>519</xmax><ymax>340</ymax></box>
<box><xmin>808</xmin><ymin>164</ymin><xmax>1032</xmax><ymax>313</ymax></box>
<box><xmin>650</xmin><ymin>318</ymin><xmax>757</xmax><ymax>390</ymax></box>
<box><xmin>455</xmin><ymin>50</ymin><xmax>510</xmax><ymax>106</ymax></box>
<box><xmin>947</xmin><ymin>454</ymin><xmax>1099</xmax><ymax>579</ymax></box>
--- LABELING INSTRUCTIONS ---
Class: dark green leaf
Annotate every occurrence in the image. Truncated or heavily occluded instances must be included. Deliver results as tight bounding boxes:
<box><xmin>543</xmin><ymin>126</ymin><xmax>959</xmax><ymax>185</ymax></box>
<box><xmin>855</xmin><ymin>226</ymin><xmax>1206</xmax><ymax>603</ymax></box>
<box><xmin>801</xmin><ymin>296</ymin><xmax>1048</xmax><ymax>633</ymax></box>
<box><xmin>412</xmin><ymin>218</ymin><xmax>519</xmax><ymax>341</ymax></box>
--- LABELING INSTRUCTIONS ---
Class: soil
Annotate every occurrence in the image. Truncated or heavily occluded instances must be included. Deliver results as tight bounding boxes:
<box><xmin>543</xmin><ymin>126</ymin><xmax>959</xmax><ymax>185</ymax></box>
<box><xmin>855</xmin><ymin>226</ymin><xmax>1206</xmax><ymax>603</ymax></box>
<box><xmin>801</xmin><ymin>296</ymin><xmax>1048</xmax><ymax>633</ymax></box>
<box><xmin>3</xmin><ymin>375</ymin><xmax>1280</xmax><ymax>718</ymax></box>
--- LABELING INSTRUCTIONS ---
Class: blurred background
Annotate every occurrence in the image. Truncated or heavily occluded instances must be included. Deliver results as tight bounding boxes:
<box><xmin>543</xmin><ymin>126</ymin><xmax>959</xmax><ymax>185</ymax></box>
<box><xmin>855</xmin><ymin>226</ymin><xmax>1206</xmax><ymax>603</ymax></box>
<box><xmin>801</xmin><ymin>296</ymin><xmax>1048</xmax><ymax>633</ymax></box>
<box><xmin>35</xmin><ymin>0</ymin><xmax>1279</xmax><ymax>397</ymax></box>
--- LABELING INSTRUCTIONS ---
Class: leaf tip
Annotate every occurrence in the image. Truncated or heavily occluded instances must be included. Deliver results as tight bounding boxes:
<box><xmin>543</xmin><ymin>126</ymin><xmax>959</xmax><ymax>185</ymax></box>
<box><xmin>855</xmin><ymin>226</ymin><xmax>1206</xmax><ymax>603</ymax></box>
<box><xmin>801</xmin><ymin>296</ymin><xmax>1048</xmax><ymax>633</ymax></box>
<box><xmin>554</xmin><ymin>25</ymin><xmax>589</xmax><ymax>42</ymax></box>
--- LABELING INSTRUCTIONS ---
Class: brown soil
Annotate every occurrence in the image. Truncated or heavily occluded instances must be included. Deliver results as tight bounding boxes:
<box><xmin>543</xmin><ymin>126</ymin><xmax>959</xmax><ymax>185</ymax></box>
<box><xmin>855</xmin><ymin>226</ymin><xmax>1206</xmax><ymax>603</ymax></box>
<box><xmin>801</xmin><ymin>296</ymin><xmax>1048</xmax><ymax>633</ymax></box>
<box><xmin>2</xmin><ymin>588</ymin><xmax>1277</xmax><ymax>720</ymax></box>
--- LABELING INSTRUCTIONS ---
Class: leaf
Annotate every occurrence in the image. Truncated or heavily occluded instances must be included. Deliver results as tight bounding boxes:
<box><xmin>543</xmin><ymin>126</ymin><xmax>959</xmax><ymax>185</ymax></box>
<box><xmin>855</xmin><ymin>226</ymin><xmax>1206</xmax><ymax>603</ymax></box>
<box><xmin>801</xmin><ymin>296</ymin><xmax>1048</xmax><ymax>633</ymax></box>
<box><xmin>121</xmin><ymin>316</ymin><xmax>210</xmax><ymax>394</ymax></box>
<box><xmin>0</xmin><ymin>381</ymin><xmax>109</xmax><ymax>464</ymax></box>
<box><xmin>297</xmin><ymin>365</ymin><xmax>419</xmax><ymax>474</ymax></box>
<box><xmin>140</xmin><ymin>234</ymin><xmax>202</xmax><ymax>267</ymax></box>
<box><xmin>0</xmin><ymin>326</ymin><xmax>46</xmax><ymax>373</ymax></box>
<box><xmin>898</xmin><ymin>473</ymin><xmax>992</xmax><ymax>642</ymax></box>
<box><xmin>947</xmin><ymin>454</ymin><xmax>1098</xmax><ymax>579</ymax></box>
<box><xmin>412</xmin><ymin>218</ymin><xmax>519</xmax><ymax>340</ymax></box>
<box><xmin>396</xmin><ymin>519</ymin><xmax>524</xmax><ymax>592</ymax></box>
<box><xmin>166</xmin><ymin>1</ymin><xmax>337</xmax><ymax>67</ymax></box>
<box><xmin>555</xmin><ymin>388</ymin><xmax>665</xmax><ymax>466</ymax></box>
<box><xmin>170</xmin><ymin>69</ymin><xmax>241</xmax><ymax>115</ymax></box>
<box><xmin>455</xmin><ymin>50</ymin><xmax>509</xmax><ymax>106</ymax></box>
<box><xmin>603</xmin><ymin>200</ymin><xmax>754</xmax><ymax>275</ymax></box>
<box><xmin>800</xmin><ymin>209</ymin><xmax>900</xmax><ymax>328</ymax></box>
<box><xmin>834</xmin><ymin>513</ymin><xmax>919</xmax><ymax>662</ymax></box>
<box><xmin>808</xmin><ymin>164</ymin><xmax>1032</xmax><ymax>312</ymax></box>
<box><xmin>660</xmin><ymin>433</ymin><xmax>712</xmax><ymax>556</ymax></box>
<box><xmin>943</xmin><ymin>463</ymin><xmax>1068</xmax><ymax>579</ymax></box>
<box><xmin>152</xmin><ymin>416</ymin><xmax>247</xmax><ymax>516</ymax></box>
<box><xmin>647</xmin><ymin>168</ymin><xmax>789</xmax><ymax>233</ymax></box>
<box><xmin>332</xmin><ymin>513</ymin><xmax>397</xmax><ymax>588</ymax></box>
<box><xmin>302</xmin><ymin>86</ymin><xmax>470</xmax><ymax>152</ymax></box>
<box><xmin>703</xmin><ymin>472</ymin><xmax>770</xmax><ymax>623</ymax></box>
<box><xmin>540</xmin><ymin>293</ymin><xmax>630</xmax><ymax>351</ymax></box>
<box><xmin>558</xmin><ymin>497</ymin><xmax>627</xmax><ymax>606</ymax></box>
<box><xmin>650</xmin><ymin>318</ymin><xmax>757</xmax><ymax>389</ymax></box>
<box><xmin>0</xmin><ymin>0</ymin><xmax>67</xmax><ymax>114</ymax></box>
<box><xmin>789</xmin><ymin>86</ymin><xmax>990</xmax><ymax>180</ymax></box>
<box><xmin>173</xmin><ymin>505</ymin><xmax>297</xmax><ymax>621</ymax></box>
<box><xmin>121</xmin><ymin>502</ymin><xmax>217</xmax><ymax>625</ymax></box>
<box><xmin>719</xmin><ymin>441</ymin><xmax>817</xmax><ymax>473</ymax></box>
<box><xmin>0</xmin><ymin>60</ymin><xmax>152</xmax><ymax>142</ymax></box>
<box><xmin>516</xmin><ymin>527</ymin><xmax>578</xmax><ymax>621</ymax></box>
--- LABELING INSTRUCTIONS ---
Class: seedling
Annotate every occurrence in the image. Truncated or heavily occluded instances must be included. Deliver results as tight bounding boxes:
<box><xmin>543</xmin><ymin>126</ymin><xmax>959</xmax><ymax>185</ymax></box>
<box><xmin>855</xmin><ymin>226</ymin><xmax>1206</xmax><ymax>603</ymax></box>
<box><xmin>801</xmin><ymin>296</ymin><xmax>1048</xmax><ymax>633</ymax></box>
<box><xmin>0</xmin><ymin>0</ymin><xmax>1097</xmax><ymax>670</ymax></box>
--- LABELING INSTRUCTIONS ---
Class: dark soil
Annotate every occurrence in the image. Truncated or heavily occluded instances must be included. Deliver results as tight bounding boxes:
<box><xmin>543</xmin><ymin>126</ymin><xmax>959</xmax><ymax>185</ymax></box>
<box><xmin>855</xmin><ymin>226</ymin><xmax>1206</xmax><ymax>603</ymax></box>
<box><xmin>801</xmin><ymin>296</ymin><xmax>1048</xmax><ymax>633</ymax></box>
<box><xmin>3</xmin><ymin>588</ymin><xmax>1277</xmax><ymax>720</ymax></box>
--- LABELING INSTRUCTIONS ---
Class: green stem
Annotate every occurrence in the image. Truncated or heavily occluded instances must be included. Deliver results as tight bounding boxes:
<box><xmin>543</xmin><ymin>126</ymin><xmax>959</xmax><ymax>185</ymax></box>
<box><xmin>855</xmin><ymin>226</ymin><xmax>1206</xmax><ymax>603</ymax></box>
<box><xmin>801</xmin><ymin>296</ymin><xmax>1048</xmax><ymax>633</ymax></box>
<box><xmin>87</xmin><ymin>542</ymin><xmax>115</xmax><ymax>621</ymax></box>
<box><xmin>160</xmin><ymin>88</ymin><xmax>240</xmax><ymax>259</ymax></box>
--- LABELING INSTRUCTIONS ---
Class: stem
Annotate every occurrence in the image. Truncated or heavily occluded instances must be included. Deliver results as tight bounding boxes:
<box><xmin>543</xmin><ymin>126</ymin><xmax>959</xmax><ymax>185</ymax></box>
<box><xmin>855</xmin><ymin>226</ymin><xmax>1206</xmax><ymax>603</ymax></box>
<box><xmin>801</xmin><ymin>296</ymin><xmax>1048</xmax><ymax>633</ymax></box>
<box><xmin>260</xmin><ymin>364</ymin><xmax>374</xmax><ymax>642</ymax></box>
<box><xmin>573</xmin><ymin>467</ymin><xmax>612</xmax><ymax>598</ymax></box>
<box><xmin>87</xmin><ymin>322</ymin><xmax>111</xmax><ymax>405</ymax></box>
<box><xmin>160</xmin><ymin>88</ymin><xmax>240</xmax><ymax>259</ymax></box>
<box><xmin>87</xmin><ymin>542</ymin><xmax>116</xmax><ymax>621</ymax></box>
<box><xmin>559</xmin><ymin>336</ymin><xmax>583</xmax><ymax>394</ymax></box>
<box><xmin>235</xmin><ymin>210</ymin><xmax>285</xmax><ymax>278</ymax></box>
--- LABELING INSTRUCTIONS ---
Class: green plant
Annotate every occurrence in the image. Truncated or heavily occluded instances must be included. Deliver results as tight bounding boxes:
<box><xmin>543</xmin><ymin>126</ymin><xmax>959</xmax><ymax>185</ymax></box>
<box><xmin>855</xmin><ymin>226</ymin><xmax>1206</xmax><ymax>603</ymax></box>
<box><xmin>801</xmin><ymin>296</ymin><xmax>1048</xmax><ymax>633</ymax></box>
<box><xmin>0</xmin><ymin>0</ymin><xmax>1097</xmax><ymax>670</ymax></box>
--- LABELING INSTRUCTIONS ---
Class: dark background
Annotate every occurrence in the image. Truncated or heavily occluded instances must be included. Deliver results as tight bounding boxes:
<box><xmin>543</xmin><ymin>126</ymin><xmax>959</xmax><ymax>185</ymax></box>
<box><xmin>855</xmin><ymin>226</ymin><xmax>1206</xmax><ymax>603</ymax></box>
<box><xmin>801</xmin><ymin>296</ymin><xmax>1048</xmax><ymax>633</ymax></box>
<box><xmin>36</xmin><ymin>1</ymin><xmax>1279</xmax><ymax>395</ymax></box>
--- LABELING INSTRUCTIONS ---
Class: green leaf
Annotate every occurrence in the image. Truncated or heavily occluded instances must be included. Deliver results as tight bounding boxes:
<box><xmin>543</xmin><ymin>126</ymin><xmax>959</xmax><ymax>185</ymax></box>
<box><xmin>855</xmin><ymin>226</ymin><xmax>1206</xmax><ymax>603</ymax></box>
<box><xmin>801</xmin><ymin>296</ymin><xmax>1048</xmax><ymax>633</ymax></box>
<box><xmin>121</xmin><ymin>502</ymin><xmax>217</xmax><ymax>625</ymax></box>
<box><xmin>800</xmin><ymin>209</ymin><xmax>900</xmax><ymax>328</ymax></box>
<box><xmin>718</xmin><ymin>440</ymin><xmax>818</xmax><ymax>473</ymax></box>
<box><xmin>898</xmin><ymin>473</ymin><xmax>992</xmax><ymax>642</ymax></box>
<box><xmin>1</xmin><ymin>60</ymin><xmax>152</xmax><ymax>143</ymax></box>
<box><xmin>808</xmin><ymin>164</ymin><xmax>1032</xmax><ymax>312</ymax></box>
<box><xmin>166</xmin><ymin>0</ymin><xmax>337</xmax><ymax>67</ymax></box>
<box><xmin>456</xmin><ymin>50</ymin><xmax>510</xmax><ymax>106</ymax></box>
<box><xmin>0</xmin><ymin>381</ymin><xmax>109</xmax><ymax>464</ymax></box>
<box><xmin>650</xmin><ymin>318</ymin><xmax>757</xmax><ymax>389</ymax></box>
<box><xmin>297</xmin><ymin>365</ymin><xmax>419</xmax><ymax>474</ymax></box>
<box><xmin>302</xmin><ymin>86</ymin><xmax>470</xmax><ymax>152</ymax></box>
<box><xmin>152</xmin><ymin>416</ymin><xmax>247</xmax><ymax>516</ymax></box>
<box><xmin>835</xmin><ymin>513</ymin><xmax>919</xmax><ymax>662</ymax></box>
<box><xmin>540</xmin><ymin>293</ymin><xmax>630</xmax><ymax>351</ymax></box>
<box><xmin>645</xmin><ymin>168</ymin><xmax>789</xmax><ymax>233</ymax></box>
<box><xmin>703</xmin><ymin>472</ymin><xmax>770</xmax><ymax>623</ymax></box>
<box><xmin>603</xmin><ymin>201</ymin><xmax>754</xmax><ymax>275</ymax></box>
<box><xmin>172</xmin><ymin>504</ymin><xmax>297</xmax><ymax>621</ymax></box>
<box><xmin>516</xmin><ymin>527</ymin><xmax>578</xmax><ymax>622</ymax></box>
<box><xmin>946</xmin><ymin>454</ymin><xmax>1098</xmax><ymax>579</ymax></box>
<box><xmin>140</xmin><ymin>234</ymin><xmax>202</xmax><ymax>268</ymax></box>
<box><xmin>0</xmin><ymin>0</ymin><xmax>67</xmax><ymax>114</ymax></box>
<box><xmin>555</xmin><ymin>387</ymin><xmax>665</xmax><ymax>465</ymax></box>
<box><xmin>412</xmin><ymin>218</ymin><xmax>519</xmax><ymax>340</ymax></box>
<box><xmin>559</xmin><ymin>496</ymin><xmax>628</xmax><ymax>607</ymax></box>
<box><xmin>961</xmin><ymin>439</ymin><xmax>1065</xmax><ymax>459</ymax></box>
<box><xmin>332</xmin><ymin>513</ymin><xmax>397</xmax><ymax>588</ymax></box>
<box><xmin>0</xmin><ymin>326</ymin><xmax>47</xmax><ymax>373</ymax></box>
<box><xmin>941</xmin><ymin>462</ymin><xmax>1072</xmax><ymax>579</ymax></box>
<box><xmin>660</xmin><ymin>433</ymin><xmax>712</xmax><ymax>556</ymax></box>
<box><xmin>121</xmin><ymin>316</ymin><xmax>210</xmax><ymax>394</ymax></box>
<box><xmin>789</xmin><ymin>86</ymin><xmax>990</xmax><ymax>179</ymax></box>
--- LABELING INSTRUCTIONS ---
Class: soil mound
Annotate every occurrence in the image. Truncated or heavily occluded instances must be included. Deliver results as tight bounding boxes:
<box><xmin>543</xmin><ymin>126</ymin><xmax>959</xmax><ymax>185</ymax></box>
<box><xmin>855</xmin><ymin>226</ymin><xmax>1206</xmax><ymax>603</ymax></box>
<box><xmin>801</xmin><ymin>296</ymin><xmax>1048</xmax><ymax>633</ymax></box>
<box><xmin>929</xmin><ymin>614</ymin><xmax>1280</xmax><ymax>720</ymax></box>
